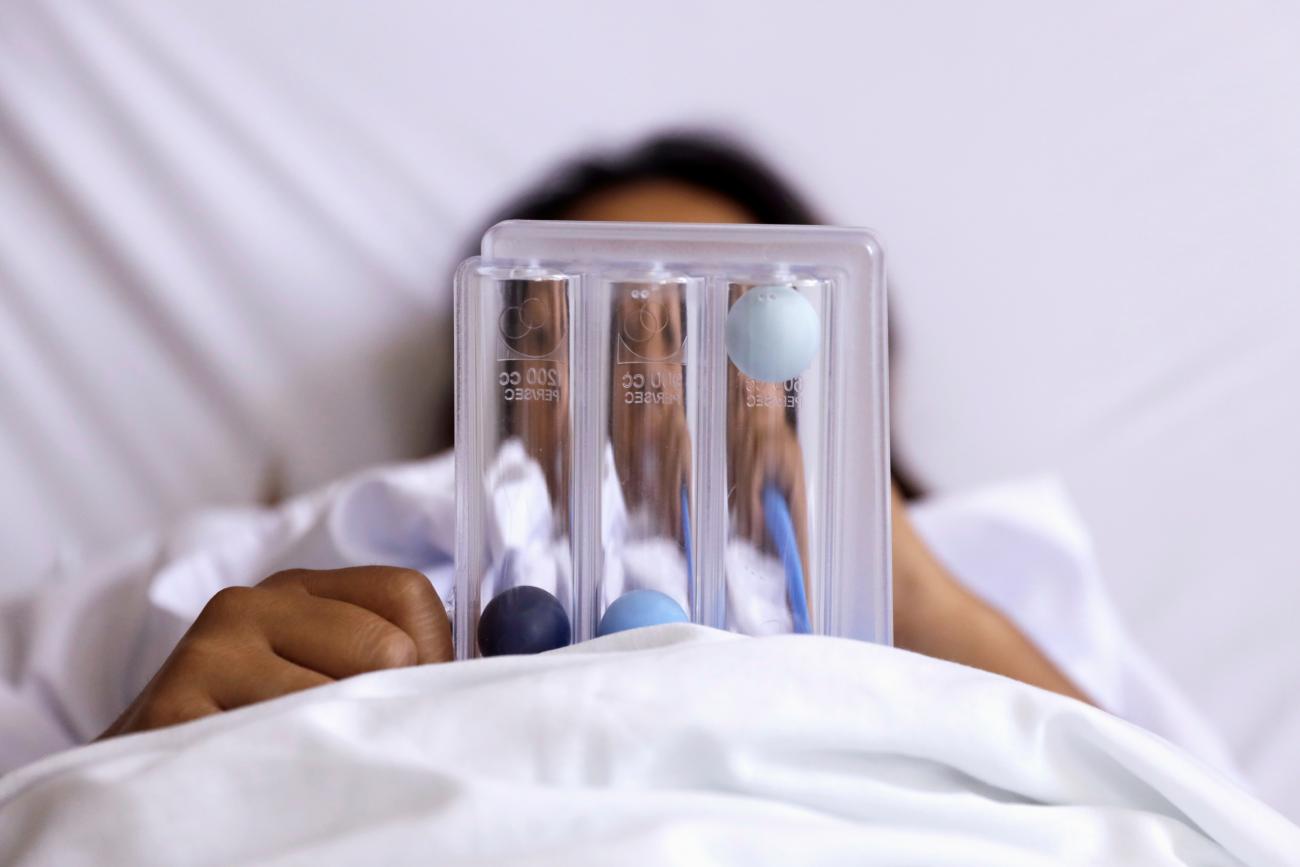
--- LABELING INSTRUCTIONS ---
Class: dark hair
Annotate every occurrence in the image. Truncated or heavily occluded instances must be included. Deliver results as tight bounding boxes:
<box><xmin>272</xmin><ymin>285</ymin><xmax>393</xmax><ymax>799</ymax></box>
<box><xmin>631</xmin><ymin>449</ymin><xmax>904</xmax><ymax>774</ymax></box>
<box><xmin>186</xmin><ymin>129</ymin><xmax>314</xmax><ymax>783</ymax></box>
<box><xmin>463</xmin><ymin>130</ymin><xmax>922</xmax><ymax>499</ymax></box>
<box><xmin>475</xmin><ymin>131</ymin><xmax>822</xmax><ymax>232</ymax></box>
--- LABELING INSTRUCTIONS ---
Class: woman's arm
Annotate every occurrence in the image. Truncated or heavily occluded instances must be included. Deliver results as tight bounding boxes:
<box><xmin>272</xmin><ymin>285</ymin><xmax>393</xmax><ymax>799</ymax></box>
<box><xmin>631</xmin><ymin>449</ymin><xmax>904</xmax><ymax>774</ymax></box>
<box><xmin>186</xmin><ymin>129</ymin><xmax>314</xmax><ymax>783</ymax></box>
<box><xmin>890</xmin><ymin>487</ymin><xmax>1093</xmax><ymax>704</ymax></box>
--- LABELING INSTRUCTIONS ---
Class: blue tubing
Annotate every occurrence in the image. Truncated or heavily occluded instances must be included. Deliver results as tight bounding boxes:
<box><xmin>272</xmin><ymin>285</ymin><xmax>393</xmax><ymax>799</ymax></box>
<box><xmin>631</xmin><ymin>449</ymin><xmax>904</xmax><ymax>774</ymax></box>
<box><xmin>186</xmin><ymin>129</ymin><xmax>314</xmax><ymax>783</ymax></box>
<box><xmin>681</xmin><ymin>484</ymin><xmax>694</xmax><ymax>606</ymax></box>
<box><xmin>762</xmin><ymin>484</ymin><xmax>811</xmax><ymax>634</ymax></box>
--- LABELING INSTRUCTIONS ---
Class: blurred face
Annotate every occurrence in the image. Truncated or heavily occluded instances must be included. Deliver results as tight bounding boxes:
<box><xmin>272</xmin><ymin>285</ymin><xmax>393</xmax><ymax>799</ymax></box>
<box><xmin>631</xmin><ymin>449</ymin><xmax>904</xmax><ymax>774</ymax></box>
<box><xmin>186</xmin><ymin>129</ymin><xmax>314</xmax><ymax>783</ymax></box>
<box><xmin>562</xmin><ymin>179</ymin><xmax>754</xmax><ymax>224</ymax></box>
<box><xmin>563</xmin><ymin>177</ymin><xmax>811</xmax><ymax>580</ymax></box>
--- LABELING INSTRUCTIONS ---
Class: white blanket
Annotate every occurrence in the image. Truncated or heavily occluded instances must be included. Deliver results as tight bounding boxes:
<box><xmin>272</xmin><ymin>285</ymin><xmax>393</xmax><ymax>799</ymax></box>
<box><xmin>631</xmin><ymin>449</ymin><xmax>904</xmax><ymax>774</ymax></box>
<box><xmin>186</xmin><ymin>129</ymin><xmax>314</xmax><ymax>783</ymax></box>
<box><xmin>0</xmin><ymin>453</ymin><xmax>1234</xmax><ymax>773</ymax></box>
<box><xmin>1</xmin><ymin>626</ymin><xmax>1296</xmax><ymax>866</ymax></box>
<box><xmin>4</xmin><ymin>453</ymin><xmax>1294</xmax><ymax>863</ymax></box>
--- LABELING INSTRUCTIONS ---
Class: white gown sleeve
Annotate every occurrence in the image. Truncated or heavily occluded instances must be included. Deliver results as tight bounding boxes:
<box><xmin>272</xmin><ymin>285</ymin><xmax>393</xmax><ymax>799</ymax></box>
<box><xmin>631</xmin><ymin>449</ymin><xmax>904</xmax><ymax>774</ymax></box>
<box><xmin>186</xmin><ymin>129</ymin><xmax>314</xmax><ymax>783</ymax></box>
<box><xmin>0</xmin><ymin>453</ymin><xmax>457</xmax><ymax>776</ymax></box>
<box><xmin>0</xmin><ymin>502</ymin><xmax>322</xmax><ymax>775</ymax></box>
<box><xmin>0</xmin><ymin>537</ymin><xmax>174</xmax><ymax>773</ymax></box>
<box><xmin>909</xmin><ymin>475</ymin><xmax>1241</xmax><ymax>779</ymax></box>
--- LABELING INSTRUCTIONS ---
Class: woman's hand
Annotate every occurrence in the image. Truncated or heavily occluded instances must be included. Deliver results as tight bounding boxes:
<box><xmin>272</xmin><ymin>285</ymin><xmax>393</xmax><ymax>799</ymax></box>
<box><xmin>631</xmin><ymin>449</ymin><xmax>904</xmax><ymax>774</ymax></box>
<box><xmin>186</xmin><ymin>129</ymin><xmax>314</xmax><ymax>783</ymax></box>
<box><xmin>100</xmin><ymin>566</ymin><xmax>453</xmax><ymax>739</ymax></box>
<box><xmin>101</xmin><ymin>500</ymin><xmax>1089</xmax><ymax>741</ymax></box>
<box><xmin>890</xmin><ymin>486</ymin><xmax>1093</xmax><ymax>703</ymax></box>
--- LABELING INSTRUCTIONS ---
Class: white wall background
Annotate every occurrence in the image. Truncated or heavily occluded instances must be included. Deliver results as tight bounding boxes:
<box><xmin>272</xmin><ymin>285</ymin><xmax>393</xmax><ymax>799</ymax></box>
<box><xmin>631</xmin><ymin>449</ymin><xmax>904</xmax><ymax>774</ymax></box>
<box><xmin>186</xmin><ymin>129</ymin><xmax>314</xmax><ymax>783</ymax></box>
<box><xmin>1</xmin><ymin>0</ymin><xmax>1297</xmax><ymax>816</ymax></box>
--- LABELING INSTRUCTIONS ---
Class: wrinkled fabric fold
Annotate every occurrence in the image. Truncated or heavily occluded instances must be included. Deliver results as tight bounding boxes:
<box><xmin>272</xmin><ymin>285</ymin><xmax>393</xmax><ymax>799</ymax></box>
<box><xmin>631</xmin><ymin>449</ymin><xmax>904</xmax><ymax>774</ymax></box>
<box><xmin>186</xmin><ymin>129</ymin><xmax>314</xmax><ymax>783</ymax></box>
<box><xmin>1</xmin><ymin>627</ymin><xmax>1295</xmax><ymax>866</ymax></box>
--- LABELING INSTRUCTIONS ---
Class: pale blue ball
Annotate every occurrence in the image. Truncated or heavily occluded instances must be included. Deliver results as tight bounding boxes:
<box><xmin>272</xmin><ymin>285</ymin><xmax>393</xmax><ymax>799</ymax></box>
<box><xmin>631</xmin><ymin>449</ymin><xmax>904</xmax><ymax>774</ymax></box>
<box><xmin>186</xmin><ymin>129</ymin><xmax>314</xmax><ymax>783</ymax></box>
<box><xmin>725</xmin><ymin>285</ymin><xmax>820</xmax><ymax>382</ymax></box>
<box><xmin>597</xmin><ymin>590</ymin><xmax>689</xmax><ymax>637</ymax></box>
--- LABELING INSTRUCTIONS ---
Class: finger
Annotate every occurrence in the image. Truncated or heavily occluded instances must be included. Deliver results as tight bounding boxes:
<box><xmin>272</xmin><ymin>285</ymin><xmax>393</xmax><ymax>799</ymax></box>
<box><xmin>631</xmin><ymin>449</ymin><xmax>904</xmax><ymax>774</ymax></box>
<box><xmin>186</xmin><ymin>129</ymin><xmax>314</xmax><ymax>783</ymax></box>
<box><xmin>190</xmin><ymin>584</ymin><xmax>420</xmax><ymax>678</ymax></box>
<box><xmin>265</xmin><ymin>567</ymin><xmax>453</xmax><ymax>665</ymax></box>
<box><xmin>133</xmin><ymin>689</ymin><xmax>223</xmax><ymax>733</ymax></box>
<box><xmin>257</xmin><ymin>590</ymin><xmax>425</xmax><ymax>678</ymax></box>
<box><xmin>206</xmin><ymin>650</ymin><xmax>333</xmax><ymax>711</ymax></box>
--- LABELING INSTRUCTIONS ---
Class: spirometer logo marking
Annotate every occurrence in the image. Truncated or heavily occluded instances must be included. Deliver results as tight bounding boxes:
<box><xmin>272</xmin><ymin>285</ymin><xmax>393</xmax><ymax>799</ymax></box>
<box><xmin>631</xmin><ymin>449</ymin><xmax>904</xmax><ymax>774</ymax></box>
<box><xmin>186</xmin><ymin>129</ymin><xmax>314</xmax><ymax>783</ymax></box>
<box><xmin>497</xmin><ymin>295</ymin><xmax>565</xmax><ymax>361</ymax></box>
<box><xmin>616</xmin><ymin>288</ymin><xmax>685</xmax><ymax>365</ymax></box>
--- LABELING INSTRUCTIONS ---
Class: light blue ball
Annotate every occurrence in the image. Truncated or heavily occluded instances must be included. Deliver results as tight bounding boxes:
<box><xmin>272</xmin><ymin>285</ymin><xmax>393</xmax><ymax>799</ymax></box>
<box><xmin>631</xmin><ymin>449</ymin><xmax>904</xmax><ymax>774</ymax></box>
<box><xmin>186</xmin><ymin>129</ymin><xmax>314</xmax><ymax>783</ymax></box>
<box><xmin>597</xmin><ymin>590</ymin><xmax>690</xmax><ymax>637</ymax></box>
<box><xmin>725</xmin><ymin>285</ymin><xmax>820</xmax><ymax>383</ymax></box>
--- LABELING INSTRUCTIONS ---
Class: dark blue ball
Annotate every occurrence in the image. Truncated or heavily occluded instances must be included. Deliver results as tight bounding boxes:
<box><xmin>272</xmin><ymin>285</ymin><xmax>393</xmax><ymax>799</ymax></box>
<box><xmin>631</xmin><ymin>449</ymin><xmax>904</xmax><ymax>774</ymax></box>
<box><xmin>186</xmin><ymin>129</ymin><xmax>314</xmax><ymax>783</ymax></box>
<box><xmin>477</xmin><ymin>585</ymin><xmax>572</xmax><ymax>657</ymax></box>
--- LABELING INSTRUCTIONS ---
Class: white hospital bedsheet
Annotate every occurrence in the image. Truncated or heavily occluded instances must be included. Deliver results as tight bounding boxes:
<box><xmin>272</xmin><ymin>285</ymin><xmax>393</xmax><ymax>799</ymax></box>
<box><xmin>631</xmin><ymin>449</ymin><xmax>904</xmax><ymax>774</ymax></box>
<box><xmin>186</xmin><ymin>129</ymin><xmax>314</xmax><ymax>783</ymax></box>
<box><xmin>1</xmin><ymin>627</ymin><xmax>1296</xmax><ymax>867</ymax></box>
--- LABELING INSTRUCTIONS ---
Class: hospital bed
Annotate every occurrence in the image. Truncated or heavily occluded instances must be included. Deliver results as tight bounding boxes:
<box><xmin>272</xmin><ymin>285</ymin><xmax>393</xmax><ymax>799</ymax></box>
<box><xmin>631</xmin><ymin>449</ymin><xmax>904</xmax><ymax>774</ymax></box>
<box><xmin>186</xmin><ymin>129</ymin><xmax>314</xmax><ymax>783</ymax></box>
<box><xmin>1</xmin><ymin>0</ymin><xmax>1298</xmax><ymax>834</ymax></box>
